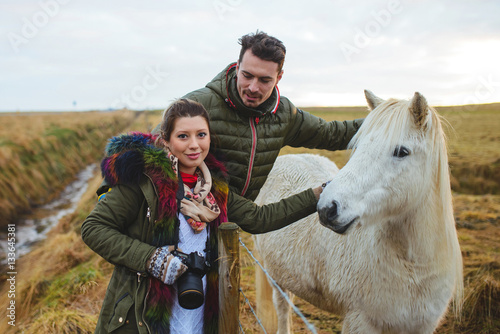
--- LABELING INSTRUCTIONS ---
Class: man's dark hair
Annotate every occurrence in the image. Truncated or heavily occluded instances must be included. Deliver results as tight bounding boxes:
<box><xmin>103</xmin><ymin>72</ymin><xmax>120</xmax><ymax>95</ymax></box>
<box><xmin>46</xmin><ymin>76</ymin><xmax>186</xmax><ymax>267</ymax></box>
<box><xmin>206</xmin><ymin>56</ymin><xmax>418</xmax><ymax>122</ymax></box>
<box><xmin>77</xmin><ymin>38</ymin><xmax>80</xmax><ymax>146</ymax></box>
<box><xmin>238</xmin><ymin>31</ymin><xmax>286</xmax><ymax>73</ymax></box>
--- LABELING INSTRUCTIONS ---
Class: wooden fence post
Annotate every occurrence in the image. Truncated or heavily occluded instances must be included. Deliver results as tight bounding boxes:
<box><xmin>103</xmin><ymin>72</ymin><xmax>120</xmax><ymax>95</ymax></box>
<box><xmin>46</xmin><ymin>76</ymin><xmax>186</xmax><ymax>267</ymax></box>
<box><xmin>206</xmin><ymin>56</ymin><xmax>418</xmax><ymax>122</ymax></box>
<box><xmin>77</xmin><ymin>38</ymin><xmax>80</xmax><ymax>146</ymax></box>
<box><xmin>218</xmin><ymin>222</ymin><xmax>240</xmax><ymax>334</ymax></box>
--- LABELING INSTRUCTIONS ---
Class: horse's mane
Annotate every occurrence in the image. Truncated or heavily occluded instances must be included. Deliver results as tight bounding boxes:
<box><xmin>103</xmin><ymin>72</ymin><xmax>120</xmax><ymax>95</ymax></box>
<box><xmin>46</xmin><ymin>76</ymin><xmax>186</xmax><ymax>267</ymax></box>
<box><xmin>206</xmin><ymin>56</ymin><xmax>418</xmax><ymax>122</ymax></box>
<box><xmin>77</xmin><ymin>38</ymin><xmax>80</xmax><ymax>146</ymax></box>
<box><xmin>349</xmin><ymin>98</ymin><xmax>464</xmax><ymax>315</ymax></box>
<box><xmin>348</xmin><ymin>99</ymin><xmax>421</xmax><ymax>153</ymax></box>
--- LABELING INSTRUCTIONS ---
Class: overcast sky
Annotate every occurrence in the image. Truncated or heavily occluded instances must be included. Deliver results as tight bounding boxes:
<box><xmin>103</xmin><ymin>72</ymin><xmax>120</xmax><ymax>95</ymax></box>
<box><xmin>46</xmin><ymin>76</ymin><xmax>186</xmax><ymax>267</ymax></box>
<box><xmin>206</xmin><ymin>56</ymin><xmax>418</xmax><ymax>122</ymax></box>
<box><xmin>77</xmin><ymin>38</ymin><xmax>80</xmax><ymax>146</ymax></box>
<box><xmin>1</xmin><ymin>0</ymin><xmax>499</xmax><ymax>111</ymax></box>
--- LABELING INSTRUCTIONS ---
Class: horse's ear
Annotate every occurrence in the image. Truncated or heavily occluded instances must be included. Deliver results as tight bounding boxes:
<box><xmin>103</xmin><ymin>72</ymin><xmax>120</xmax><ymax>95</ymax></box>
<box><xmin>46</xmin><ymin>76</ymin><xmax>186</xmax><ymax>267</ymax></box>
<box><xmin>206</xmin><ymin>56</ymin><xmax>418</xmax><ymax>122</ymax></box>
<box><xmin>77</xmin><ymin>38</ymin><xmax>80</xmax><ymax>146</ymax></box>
<box><xmin>410</xmin><ymin>92</ymin><xmax>429</xmax><ymax>129</ymax></box>
<box><xmin>364</xmin><ymin>90</ymin><xmax>384</xmax><ymax>110</ymax></box>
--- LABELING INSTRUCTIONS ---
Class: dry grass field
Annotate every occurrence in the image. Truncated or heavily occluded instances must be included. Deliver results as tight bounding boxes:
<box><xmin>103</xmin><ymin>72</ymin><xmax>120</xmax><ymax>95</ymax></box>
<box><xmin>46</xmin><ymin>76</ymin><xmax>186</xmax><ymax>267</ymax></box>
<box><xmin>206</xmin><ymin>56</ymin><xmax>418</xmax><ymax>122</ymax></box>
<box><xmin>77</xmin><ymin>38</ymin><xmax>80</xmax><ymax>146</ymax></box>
<box><xmin>0</xmin><ymin>110</ymin><xmax>138</xmax><ymax>227</ymax></box>
<box><xmin>0</xmin><ymin>103</ymin><xmax>498</xmax><ymax>333</ymax></box>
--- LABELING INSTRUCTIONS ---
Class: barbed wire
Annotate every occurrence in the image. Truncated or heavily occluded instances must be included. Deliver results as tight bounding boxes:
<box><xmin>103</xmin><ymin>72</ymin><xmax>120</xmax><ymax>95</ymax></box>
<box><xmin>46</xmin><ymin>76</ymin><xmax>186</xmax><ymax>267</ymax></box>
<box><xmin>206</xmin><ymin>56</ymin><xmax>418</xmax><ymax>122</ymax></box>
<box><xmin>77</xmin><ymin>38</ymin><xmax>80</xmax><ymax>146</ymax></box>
<box><xmin>238</xmin><ymin>237</ymin><xmax>318</xmax><ymax>334</ymax></box>
<box><xmin>239</xmin><ymin>287</ymin><xmax>268</xmax><ymax>334</ymax></box>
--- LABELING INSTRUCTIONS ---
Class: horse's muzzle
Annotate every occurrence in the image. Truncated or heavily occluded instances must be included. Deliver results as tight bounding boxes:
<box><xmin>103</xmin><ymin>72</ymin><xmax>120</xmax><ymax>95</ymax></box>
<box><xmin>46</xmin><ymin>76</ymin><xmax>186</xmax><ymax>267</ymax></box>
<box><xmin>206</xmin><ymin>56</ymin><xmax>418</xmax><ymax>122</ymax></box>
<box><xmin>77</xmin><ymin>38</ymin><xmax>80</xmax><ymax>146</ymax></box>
<box><xmin>318</xmin><ymin>201</ymin><xmax>356</xmax><ymax>234</ymax></box>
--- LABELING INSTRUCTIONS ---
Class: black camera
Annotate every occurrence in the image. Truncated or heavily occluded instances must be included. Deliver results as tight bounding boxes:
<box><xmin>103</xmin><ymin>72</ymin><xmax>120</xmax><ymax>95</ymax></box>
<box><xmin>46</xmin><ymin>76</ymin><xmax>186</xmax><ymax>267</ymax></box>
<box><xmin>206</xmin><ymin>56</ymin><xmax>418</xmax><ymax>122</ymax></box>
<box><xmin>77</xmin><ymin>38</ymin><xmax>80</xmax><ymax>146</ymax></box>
<box><xmin>172</xmin><ymin>250</ymin><xmax>209</xmax><ymax>309</ymax></box>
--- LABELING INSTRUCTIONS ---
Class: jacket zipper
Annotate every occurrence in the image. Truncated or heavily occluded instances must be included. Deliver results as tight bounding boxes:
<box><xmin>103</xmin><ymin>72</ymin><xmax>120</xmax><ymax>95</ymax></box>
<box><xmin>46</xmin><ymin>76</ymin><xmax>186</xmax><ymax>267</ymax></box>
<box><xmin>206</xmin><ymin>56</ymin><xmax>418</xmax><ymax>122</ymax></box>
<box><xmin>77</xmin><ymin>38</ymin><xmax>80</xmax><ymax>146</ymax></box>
<box><xmin>241</xmin><ymin>117</ymin><xmax>257</xmax><ymax>197</ymax></box>
<box><xmin>142</xmin><ymin>285</ymin><xmax>152</xmax><ymax>333</ymax></box>
<box><xmin>144</xmin><ymin>173</ymin><xmax>160</xmax><ymax>199</ymax></box>
<box><xmin>141</xmin><ymin>174</ymin><xmax>156</xmax><ymax>333</ymax></box>
<box><xmin>144</xmin><ymin>174</ymin><xmax>159</xmax><ymax>244</ymax></box>
<box><xmin>140</xmin><ymin>278</ymin><xmax>152</xmax><ymax>333</ymax></box>
<box><xmin>138</xmin><ymin>208</ymin><xmax>152</xmax><ymax>333</ymax></box>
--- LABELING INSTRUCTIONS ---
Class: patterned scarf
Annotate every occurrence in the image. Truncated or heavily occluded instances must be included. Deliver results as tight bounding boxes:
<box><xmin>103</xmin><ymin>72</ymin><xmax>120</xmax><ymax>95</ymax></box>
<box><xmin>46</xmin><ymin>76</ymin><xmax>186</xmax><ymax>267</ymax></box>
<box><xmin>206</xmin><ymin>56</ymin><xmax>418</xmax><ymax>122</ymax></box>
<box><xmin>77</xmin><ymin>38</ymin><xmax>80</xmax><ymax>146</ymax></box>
<box><xmin>101</xmin><ymin>132</ymin><xmax>228</xmax><ymax>334</ymax></box>
<box><xmin>167</xmin><ymin>150</ymin><xmax>220</xmax><ymax>233</ymax></box>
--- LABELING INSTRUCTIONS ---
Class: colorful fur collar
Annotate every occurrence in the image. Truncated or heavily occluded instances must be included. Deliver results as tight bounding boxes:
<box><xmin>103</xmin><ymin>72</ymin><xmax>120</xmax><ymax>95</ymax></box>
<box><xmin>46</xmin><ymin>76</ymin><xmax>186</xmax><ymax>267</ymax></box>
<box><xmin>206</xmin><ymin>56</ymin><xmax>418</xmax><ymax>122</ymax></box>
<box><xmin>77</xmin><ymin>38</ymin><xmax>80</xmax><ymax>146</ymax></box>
<box><xmin>101</xmin><ymin>132</ymin><xmax>228</xmax><ymax>334</ymax></box>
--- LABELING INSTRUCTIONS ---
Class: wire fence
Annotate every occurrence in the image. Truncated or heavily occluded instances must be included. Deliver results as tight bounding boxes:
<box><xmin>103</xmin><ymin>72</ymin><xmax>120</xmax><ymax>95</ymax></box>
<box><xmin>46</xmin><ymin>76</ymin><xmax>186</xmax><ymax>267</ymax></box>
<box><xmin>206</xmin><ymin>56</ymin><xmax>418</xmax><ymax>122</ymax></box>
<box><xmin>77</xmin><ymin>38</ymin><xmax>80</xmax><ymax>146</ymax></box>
<box><xmin>239</xmin><ymin>287</ymin><xmax>267</xmax><ymax>333</ymax></box>
<box><xmin>237</xmin><ymin>236</ymin><xmax>318</xmax><ymax>334</ymax></box>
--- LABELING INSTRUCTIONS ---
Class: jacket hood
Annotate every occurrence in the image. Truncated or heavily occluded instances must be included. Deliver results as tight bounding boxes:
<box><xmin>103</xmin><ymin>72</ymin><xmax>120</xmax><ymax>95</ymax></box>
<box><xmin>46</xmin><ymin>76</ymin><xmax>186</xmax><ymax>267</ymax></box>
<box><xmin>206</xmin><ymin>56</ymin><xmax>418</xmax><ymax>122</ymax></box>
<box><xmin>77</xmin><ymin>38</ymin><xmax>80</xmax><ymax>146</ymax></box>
<box><xmin>206</xmin><ymin>62</ymin><xmax>280</xmax><ymax>118</ymax></box>
<box><xmin>101</xmin><ymin>132</ymin><xmax>168</xmax><ymax>187</ymax></box>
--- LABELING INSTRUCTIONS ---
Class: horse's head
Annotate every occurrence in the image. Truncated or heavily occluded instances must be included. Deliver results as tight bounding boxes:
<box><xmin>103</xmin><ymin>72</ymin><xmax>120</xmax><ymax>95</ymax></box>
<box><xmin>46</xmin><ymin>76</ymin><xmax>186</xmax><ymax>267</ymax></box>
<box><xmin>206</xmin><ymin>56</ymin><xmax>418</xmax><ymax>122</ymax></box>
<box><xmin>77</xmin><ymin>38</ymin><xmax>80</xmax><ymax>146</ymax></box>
<box><xmin>318</xmin><ymin>90</ymin><xmax>445</xmax><ymax>234</ymax></box>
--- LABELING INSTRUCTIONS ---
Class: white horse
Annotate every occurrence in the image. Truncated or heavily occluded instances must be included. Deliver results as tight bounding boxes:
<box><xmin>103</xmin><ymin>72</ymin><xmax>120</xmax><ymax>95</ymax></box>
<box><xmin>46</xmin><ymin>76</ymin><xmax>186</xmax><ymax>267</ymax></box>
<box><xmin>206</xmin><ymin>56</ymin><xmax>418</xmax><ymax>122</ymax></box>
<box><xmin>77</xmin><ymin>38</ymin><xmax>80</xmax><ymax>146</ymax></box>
<box><xmin>253</xmin><ymin>91</ymin><xmax>463</xmax><ymax>334</ymax></box>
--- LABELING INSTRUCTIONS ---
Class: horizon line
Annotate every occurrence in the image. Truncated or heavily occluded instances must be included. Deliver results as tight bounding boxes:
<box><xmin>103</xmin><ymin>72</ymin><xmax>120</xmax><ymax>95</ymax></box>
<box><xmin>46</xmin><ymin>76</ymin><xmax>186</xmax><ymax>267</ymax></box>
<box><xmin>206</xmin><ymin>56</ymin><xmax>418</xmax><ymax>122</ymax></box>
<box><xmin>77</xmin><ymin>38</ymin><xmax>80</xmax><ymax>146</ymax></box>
<box><xmin>1</xmin><ymin>101</ymin><xmax>499</xmax><ymax>114</ymax></box>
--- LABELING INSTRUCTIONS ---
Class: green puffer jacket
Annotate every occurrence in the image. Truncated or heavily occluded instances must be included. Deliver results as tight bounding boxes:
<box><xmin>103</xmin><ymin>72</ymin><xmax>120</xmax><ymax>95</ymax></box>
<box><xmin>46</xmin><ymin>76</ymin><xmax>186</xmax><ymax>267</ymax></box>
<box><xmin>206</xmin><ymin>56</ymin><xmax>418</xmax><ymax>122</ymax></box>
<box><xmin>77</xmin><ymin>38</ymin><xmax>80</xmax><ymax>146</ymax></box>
<box><xmin>82</xmin><ymin>139</ymin><xmax>317</xmax><ymax>333</ymax></box>
<box><xmin>154</xmin><ymin>63</ymin><xmax>364</xmax><ymax>201</ymax></box>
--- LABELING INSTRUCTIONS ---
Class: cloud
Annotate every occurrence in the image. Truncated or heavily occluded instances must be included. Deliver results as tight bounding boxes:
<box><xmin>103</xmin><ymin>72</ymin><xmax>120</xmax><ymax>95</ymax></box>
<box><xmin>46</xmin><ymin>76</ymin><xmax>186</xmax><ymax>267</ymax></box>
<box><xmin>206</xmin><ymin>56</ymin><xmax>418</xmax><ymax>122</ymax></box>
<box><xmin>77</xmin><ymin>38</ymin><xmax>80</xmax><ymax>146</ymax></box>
<box><xmin>1</xmin><ymin>0</ymin><xmax>499</xmax><ymax>111</ymax></box>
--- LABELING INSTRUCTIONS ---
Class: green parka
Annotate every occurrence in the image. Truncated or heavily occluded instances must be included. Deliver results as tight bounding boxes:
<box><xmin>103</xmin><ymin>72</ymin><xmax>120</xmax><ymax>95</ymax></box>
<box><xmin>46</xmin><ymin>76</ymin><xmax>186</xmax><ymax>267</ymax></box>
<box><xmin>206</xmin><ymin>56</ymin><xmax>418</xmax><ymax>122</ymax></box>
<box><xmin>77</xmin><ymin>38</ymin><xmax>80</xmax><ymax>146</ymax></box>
<box><xmin>81</xmin><ymin>135</ymin><xmax>317</xmax><ymax>333</ymax></box>
<box><xmin>154</xmin><ymin>63</ymin><xmax>364</xmax><ymax>201</ymax></box>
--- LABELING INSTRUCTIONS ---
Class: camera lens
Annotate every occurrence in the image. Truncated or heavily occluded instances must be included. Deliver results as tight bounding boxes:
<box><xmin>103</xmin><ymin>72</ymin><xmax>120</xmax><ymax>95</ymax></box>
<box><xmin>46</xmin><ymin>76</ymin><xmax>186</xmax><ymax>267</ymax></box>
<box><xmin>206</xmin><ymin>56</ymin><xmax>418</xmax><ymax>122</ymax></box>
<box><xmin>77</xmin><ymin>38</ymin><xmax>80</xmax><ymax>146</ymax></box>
<box><xmin>177</xmin><ymin>272</ymin><xmax>204</xmax><ymax>309</ymax></box>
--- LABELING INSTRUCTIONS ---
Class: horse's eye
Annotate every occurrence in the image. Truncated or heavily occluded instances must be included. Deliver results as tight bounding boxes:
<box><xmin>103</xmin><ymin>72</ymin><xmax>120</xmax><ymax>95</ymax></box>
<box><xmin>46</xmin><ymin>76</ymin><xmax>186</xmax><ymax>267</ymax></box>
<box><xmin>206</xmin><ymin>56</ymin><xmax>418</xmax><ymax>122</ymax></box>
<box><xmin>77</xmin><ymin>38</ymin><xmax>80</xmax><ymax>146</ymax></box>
<box><xmin>393</xmin><ymin>146</ymin><xmax>410</xmax><ymax>158</ymax></box>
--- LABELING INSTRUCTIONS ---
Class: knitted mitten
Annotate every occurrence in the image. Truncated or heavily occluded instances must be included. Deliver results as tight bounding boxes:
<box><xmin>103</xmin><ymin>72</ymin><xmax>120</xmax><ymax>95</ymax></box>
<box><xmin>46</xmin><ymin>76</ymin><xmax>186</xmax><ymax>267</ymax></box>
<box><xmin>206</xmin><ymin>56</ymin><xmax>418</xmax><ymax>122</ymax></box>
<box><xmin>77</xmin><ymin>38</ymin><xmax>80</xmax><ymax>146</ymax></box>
<box><xmin>147</xmin><ymin>246</ymin><xmax>187</xmax><ymax>285</ymax></box>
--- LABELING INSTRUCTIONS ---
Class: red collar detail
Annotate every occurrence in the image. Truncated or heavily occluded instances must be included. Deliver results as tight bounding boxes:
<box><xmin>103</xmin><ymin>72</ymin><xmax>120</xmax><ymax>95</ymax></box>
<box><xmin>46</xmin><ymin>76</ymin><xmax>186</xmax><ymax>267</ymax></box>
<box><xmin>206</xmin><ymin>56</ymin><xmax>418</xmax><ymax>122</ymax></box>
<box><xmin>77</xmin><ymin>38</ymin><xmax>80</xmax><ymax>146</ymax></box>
<box><xmin>180</xmin><ymin>172</ymin><xmax>198</xmax><ymax>188</ymax></box>
<box><xmin>225</xmin><ymin>63</ymin><xmax>238</xmax><ymax>109</ymax></box>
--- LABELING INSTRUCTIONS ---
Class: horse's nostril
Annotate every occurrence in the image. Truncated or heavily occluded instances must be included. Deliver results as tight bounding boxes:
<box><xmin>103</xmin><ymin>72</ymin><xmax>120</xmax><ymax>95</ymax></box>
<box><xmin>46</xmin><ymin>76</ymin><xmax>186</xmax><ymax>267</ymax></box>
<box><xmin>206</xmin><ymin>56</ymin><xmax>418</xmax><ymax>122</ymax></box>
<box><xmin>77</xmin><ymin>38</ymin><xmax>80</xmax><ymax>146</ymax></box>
<box><xmin>327</xmin><ymin>201</ymin><xmax>339</xmax><ymax>221</ymax></box>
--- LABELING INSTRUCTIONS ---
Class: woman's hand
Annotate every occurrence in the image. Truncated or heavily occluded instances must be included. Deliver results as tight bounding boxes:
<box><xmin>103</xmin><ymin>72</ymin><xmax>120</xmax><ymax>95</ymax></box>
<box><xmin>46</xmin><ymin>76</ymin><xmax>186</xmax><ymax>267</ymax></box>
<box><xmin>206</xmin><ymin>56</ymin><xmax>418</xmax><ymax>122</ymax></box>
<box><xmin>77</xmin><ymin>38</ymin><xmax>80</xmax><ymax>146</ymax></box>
<box><xmin>147</xmin><ymin>246</ymin><xmax>187</xmax><ymax>285</ymax></box>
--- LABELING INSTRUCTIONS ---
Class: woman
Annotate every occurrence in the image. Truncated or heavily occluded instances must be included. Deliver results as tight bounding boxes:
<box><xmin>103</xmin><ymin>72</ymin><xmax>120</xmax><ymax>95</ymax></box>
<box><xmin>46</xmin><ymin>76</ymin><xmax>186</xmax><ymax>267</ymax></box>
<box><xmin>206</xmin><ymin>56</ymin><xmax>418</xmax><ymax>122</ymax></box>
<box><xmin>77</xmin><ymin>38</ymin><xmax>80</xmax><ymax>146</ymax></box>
<box><xmin>81</xmin><ymin>99</ymin><xmax>325</xmax><ymax>334</ymax></box>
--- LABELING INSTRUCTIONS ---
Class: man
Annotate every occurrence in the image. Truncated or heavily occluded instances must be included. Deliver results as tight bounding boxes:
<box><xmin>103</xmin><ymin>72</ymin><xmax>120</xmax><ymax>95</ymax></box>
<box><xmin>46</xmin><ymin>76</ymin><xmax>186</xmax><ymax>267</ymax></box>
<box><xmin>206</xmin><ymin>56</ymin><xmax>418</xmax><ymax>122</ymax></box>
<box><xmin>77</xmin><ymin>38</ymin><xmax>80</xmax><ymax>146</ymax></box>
<box><xmin>154</xmin><ymin>31</ymin><xmax>363</xmax><ymax>202</ymax></box>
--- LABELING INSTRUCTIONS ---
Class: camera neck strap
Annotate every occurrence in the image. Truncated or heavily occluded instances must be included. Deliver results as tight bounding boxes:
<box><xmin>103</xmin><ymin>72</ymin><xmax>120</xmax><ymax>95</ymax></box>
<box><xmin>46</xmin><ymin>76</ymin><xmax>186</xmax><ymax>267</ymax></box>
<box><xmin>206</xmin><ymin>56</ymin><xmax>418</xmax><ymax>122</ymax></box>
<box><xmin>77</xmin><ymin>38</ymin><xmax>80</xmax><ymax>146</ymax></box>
<box><xmin>174</xmin><ymin>168</ymin><xmax>184</xmax><ymax>250</ymax></box>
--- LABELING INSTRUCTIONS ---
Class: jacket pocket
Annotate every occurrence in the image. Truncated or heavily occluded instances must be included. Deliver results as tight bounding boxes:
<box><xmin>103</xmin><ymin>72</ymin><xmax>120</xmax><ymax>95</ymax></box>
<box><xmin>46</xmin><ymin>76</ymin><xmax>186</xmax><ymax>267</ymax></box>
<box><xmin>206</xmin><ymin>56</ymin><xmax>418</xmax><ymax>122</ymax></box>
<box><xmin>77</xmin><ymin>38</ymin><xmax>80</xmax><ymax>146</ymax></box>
<box><xmin>107</xmin><ymin>293</ymin><xmax>135</xmax><ymax>332</ymax></box>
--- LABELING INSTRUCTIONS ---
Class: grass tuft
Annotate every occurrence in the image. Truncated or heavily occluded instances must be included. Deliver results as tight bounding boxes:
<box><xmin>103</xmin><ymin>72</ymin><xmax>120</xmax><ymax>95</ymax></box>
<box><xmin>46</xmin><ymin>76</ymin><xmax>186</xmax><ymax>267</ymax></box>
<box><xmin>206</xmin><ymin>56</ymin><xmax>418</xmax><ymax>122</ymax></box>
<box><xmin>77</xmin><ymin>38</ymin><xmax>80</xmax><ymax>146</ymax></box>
<box><xmin>20</xmin><ymin>308</ymin><xmax>97</xmax><ymax>334</ymax></box>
